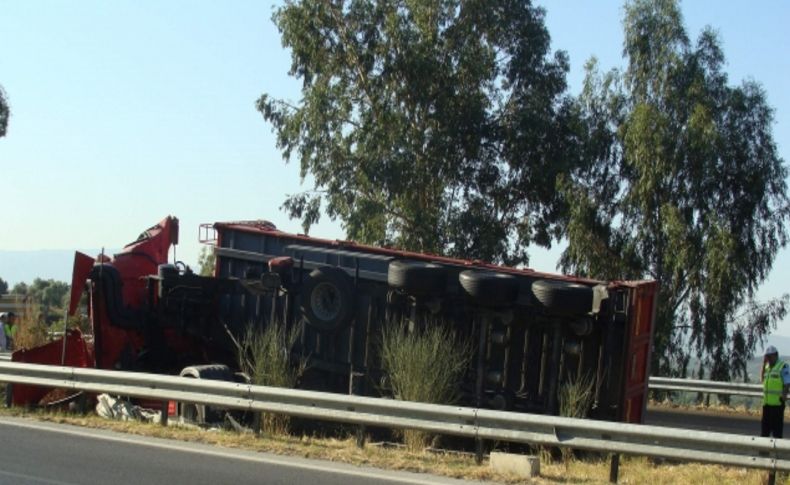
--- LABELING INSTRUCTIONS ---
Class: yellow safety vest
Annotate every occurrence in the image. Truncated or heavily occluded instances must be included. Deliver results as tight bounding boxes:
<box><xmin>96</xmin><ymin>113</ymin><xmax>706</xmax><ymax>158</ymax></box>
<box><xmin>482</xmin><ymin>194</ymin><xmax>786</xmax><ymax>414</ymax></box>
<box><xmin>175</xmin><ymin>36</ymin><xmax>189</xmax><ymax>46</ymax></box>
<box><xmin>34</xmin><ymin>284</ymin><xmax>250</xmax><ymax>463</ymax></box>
<box><xmin>763</xmin><ymin>360</ymin><xmax>787</xmax><ymax>406</ymax></box>
<box><xmin>3</xmin><ymin>324</ymin><xmax>16</xmax><ymax>339</ymax></box>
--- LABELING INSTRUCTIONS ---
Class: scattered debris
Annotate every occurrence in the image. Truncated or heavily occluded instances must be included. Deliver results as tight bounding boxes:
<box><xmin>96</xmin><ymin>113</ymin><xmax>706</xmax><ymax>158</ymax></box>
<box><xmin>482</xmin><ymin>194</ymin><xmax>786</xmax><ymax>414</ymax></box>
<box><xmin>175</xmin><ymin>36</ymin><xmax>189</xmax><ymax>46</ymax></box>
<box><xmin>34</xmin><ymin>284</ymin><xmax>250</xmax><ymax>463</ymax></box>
<box><xmin>95</xmin><ymin>394</ymin><xmax>159</xmax><ymax>423</ymax></box>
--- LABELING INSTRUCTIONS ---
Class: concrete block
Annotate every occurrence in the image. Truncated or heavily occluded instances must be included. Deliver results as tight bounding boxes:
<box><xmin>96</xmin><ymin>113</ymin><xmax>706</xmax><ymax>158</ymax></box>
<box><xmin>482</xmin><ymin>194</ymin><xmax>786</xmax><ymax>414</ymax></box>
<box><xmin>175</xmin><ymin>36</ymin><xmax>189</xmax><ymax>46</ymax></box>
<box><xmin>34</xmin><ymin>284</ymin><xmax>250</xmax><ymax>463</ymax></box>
<box><xmin>489</xmin><ymin>451</ymin><xmax>540</xmax><ymax>478</ymax></box>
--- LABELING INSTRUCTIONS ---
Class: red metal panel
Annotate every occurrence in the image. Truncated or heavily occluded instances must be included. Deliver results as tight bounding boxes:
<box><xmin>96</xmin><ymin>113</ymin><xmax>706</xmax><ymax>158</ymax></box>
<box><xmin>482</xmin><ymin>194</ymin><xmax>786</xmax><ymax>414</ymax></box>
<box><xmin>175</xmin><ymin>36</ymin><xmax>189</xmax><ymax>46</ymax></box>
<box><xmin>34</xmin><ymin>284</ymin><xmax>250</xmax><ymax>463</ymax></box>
<box><xmin>68</xmin><ymin>252</ymin><xmax>95</xmax><ymax>316</ymax></box>
<box><xmin>621</xmin><ymin>281</ymin><xmax>658</xmax><ymax>423</ymax></box>
<box><xmin>83</xmin><ymin>216</ymin><xmax>182</xmax><ymax>371</ymax></box>
<box><xmin>10</xmin><ymin>329</ymin><xmax>93</xmax><ymax>406</ymax></box>
<box><xmin>624</xmin><ymin>394</ymin><xmax>644</xmax><ymax>424</ymax></box>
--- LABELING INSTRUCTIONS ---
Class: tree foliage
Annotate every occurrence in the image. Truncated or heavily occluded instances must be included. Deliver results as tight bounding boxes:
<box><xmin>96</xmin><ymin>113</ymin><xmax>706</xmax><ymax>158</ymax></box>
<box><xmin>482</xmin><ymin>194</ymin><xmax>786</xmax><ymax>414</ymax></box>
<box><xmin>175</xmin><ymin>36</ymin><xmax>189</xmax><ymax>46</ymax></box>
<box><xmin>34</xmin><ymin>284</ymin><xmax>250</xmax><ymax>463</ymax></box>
<box><xmin>0</xmin><ymin>84</ymin><xmax>8</xmax><ymax>138</ymax></box>
<box><xmin>560</xmin><ymin>0</ymin><xmax>789</xmax><ymax>379</ymax></box>
<box><xmin>197</xmin><ymin>245</ymin><xmax>216</xmax><ymax>277</ymax></box>
<box><xmin>259</xmin><ymin>0</ymin><xmax>579</xmax><ymax>265</ymax></box>
<box><xmin>12</xmin><ymin>278</ymin><xmax>70</xmax><ymax>315</ymax></box>
<box><xmin>0</xmin><ymin>277</ymin><xmax>8</xmax><ymax>295</ymax></box>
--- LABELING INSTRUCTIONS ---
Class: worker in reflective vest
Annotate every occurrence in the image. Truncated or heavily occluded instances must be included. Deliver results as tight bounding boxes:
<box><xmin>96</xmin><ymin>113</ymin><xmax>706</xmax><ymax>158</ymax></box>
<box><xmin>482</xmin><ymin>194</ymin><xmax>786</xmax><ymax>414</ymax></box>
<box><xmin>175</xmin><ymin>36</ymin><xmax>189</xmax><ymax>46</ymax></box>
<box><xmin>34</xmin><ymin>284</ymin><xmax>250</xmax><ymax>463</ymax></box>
<box><xmin>0</xmin><ymin>313</ymin><xmax>7</xmax><ymax>351</ymax></box>
<box><xmin>762</xmin><ymin>345</ymin><xmax>790</xmax><ymax>438</ymax></box>
<box><xmin>2</xmin><ymin>312</ymin><xmax>17</xmax><ymax>351</ymax></box>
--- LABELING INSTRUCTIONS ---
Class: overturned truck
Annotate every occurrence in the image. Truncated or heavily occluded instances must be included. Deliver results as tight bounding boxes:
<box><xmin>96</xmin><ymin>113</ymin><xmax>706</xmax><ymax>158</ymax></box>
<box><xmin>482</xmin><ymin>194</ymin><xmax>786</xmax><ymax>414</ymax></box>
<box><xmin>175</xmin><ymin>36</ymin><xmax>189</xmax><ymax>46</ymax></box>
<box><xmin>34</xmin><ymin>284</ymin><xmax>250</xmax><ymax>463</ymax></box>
<box><xmin>11</xmin><ymin>216</ymin><xmax>657</xmax><ymax>424</ymax></box>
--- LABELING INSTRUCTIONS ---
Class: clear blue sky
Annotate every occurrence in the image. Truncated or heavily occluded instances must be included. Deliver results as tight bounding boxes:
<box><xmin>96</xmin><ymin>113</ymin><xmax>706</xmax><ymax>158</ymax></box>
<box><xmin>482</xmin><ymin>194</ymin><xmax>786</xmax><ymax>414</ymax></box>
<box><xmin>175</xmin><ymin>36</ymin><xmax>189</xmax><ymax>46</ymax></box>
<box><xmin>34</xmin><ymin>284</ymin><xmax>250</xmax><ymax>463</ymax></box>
<box><xmin>1</xmin><ymin>1</ymin><xmax>789</xmax><ymax>333</ymax></box>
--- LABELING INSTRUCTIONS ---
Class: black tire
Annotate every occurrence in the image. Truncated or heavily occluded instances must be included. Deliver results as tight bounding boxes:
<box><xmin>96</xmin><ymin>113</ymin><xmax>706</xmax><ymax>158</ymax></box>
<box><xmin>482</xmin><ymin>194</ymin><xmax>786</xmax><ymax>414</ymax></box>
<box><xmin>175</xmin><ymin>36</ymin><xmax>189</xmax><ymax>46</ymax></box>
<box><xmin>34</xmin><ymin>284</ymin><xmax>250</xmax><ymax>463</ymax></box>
<box><xmin>530</xmin><ymin>279</ymin><xmax>593</xmax><ymax>316</ymax></box>
<box><xmin>179</xmin><ymin>364</ymin><xmax>233</xmax><ymax>425</ymax></box>
<box><xmin>300</xmin><ymin>266</ymin><xmax>354</xmax><ymax>331</ymax></box>
<box><xmin>179</xmin><ymin>364</ymin><xmax>233</xmax><ymax>380</ymax></box>
<box><xmin>387</xmin><ymin>260</ymin><xmax>447</xmax><ymax>296</ymax></box>
<box><xmin>459</xmin><ymin>270</ymin><xmax>519</xmax><ymax>308</ymax></box>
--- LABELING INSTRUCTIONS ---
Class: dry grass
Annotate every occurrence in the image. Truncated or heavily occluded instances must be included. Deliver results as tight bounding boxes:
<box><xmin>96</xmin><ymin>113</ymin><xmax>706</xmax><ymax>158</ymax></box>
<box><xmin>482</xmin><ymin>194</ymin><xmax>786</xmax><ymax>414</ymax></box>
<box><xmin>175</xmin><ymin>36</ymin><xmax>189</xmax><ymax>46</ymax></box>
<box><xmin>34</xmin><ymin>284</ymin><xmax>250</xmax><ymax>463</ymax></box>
<box><xmin>607</xmin><ymin>457</ymin><xmax>784</xmax><ymax>485</ymax></box>
<box><xmin>559</xmin><ymin>373</ymin><xmax>595</xmax><ymax>419</ymax></box>
<box><xmin>14</xmin><ymin>300</ymin><xmax>50</xmax><ymax>350</ymax></box>
<box><xmin>0</xmin><ymin>406</ymin><xmax>780</xmax><ymax>484</ymax></box>
<box><xmin>558</xmin><ymin>373</ymin><xmax>596</xmax><ymax>462</ymax></box>
<box><xmin>380</xmin><ymin>322</ymin><xmax>471</xmax><ymax>450</ymax></box>
<box><xmin>231</xmin><ymin>321</ymin><xmax>305</xmax><ymax>434</ymax></box>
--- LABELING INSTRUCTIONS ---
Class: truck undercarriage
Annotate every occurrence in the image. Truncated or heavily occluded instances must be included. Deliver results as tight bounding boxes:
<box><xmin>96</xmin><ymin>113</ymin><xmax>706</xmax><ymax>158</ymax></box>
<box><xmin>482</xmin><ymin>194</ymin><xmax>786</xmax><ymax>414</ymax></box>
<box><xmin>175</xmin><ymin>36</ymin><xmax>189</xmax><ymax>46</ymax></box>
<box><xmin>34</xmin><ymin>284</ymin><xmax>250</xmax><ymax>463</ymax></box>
<box><xmin>10</xmin><ymin>216</ymin><xmax>657</xmax><ymax>425</ymax></box>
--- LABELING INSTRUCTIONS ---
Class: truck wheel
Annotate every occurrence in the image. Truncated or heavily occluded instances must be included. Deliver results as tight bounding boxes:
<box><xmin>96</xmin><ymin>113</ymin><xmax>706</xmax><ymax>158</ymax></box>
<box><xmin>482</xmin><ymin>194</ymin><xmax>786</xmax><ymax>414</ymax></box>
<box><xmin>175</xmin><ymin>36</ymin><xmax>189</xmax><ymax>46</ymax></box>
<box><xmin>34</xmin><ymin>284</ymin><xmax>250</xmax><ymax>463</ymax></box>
<box><xmin>300</xmin><ymin>266</ymin><xmax>354</xmax><ymax>331</ymax></box>
<box><xmin>178</xmin><ymin>364</ymin><xmax>233</xmax><ymax>425</ymax></box>
<box><xmin>387</xmin><ymin>260</ymin><xmax>447</xmax><ymax>296</ymax></box>
<box><xmin>531</xmin><ymin>279</ymin><xmax>593</xmax><ymax>316</ymax></box>
<box><xmin>459</xmin><ymin>270</ymin><xmax>518</xmax><ymax>308</ymax></box>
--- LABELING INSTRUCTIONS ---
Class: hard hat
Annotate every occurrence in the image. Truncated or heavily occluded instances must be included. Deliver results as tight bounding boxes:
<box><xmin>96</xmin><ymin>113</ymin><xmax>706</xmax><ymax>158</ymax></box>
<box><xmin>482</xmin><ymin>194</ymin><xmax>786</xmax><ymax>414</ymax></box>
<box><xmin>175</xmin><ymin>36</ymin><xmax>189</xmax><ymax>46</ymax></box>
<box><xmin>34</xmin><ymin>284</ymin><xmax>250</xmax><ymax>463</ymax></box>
<box><xmin>766</xmin><ymin>345</ymin><xmax>779</xmax><ymax>355</ymax></box>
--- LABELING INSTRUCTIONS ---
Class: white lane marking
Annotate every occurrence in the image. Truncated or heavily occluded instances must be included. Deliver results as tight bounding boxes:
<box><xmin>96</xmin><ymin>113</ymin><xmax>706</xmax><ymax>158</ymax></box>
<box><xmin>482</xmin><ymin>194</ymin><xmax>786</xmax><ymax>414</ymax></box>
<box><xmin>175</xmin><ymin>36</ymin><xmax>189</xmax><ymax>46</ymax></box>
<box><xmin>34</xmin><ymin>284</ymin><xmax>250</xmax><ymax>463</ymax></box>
<box><xmin>0</xmin><ymin>468</ymin><xmax>77</xmax><ymax>485</ymax></box>
<box><xmin>0</xmin><ymin>418</ymin><xmax>471</xmax><ymax>485</ymax></box>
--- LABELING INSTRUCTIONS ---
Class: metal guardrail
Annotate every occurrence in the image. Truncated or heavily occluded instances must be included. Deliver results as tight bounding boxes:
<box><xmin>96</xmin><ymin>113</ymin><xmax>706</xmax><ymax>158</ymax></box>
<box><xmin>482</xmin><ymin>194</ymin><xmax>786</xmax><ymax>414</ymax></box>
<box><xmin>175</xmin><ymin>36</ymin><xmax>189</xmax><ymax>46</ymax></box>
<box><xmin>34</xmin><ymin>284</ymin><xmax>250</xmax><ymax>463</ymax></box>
<box><xmin>0</xmin><ymin>362</ymin><xmax>787</xmax><ymax>474</ymax></box>
<box><xmin>649</xmin><ymin>377</ymin><xmax>763</xmax><ymax>398</ymax></box>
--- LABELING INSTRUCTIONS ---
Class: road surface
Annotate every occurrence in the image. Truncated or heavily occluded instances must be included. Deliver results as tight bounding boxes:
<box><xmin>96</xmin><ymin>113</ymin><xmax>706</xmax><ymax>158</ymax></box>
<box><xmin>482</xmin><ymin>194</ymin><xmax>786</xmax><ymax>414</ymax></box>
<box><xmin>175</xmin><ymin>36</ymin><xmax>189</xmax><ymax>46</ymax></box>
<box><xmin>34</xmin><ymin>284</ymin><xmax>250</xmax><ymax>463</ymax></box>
<box><xmin>0</xmin><ymin>417</ymin><xmax>487</xmax><ymax>485</ymax></box>
<box><xmin>644</xmin><ymin>406</ymin><xmax>778</xmax><ymax>436</ymax></box>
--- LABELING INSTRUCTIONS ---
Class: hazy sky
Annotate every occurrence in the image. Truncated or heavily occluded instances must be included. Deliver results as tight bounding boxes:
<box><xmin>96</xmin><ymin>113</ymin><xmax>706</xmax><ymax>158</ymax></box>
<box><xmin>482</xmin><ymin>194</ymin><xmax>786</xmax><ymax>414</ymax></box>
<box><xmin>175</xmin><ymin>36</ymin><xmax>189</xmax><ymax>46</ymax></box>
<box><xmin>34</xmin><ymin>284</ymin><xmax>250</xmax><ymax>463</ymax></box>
<box><xmin>1</xmin><ymin>1</ymin><xmax>789</xmax><ymax>332</ymax></box>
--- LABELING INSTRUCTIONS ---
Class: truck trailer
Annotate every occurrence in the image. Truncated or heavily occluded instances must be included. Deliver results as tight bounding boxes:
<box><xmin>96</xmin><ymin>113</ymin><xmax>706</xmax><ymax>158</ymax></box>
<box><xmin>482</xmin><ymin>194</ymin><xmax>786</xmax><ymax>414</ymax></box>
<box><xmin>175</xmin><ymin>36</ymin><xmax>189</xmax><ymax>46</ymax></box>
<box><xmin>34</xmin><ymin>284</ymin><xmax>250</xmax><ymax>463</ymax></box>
<box><xmin>10</xmin><ymin>216</ymin><xmax>657</xmax><ymax>424</ymax></box>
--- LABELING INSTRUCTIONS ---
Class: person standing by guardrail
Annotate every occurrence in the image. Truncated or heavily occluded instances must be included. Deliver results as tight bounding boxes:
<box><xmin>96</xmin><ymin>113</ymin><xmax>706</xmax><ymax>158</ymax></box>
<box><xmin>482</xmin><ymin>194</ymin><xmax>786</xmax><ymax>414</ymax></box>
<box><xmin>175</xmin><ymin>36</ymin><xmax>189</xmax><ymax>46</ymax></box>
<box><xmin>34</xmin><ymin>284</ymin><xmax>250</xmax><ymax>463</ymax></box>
<box><xmin>761</xmin><ymin>345</ymin><xmax>790</xmax><ymax>438</ymax></box>
<box><xmin>2</xmin><ymin>312</ymin><xmax>17</xmax><ymax>351</ymax></box>
<box><xmin>0</xmin><ymin>312</ymin><xmax>7</xmax><ymax>351</ymax></box>
<box><xmin>6</xmin><ymin>312</ymin><xmax>16</xmax><ymax>350</ymax></box>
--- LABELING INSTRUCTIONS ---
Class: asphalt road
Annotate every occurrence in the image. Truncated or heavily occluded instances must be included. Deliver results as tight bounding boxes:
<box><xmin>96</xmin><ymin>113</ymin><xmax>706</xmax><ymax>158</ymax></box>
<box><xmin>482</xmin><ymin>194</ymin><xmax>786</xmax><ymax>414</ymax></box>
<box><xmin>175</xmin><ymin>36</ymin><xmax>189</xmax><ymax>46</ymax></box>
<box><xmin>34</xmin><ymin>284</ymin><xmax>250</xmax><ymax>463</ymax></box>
<box><xmin>0</xmin><ymin>417</ymin><xmax>486</xmax><ymax>485</ymax></box>
<box><xmin>644</xmin><ymin>406</ymin><xmax>776</xmax><ymax>436</ymax></box>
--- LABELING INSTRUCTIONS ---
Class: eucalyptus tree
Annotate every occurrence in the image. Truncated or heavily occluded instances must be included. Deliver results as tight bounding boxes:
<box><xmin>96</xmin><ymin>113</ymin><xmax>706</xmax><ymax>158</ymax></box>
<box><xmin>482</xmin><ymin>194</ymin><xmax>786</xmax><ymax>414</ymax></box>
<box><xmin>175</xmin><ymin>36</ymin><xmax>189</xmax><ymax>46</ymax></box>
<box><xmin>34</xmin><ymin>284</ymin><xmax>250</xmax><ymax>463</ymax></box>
<box><xmin>0</xmin><ymin>85</ymin><xmax>9</xmax><ymax>137</ymax></box>
<box><xmin>561</xmin><ymin>0</ymin><xmax>789</xmax><ymax>379</ymax></box>
<box><xmin>259</xmin><ymin>0</ymin><xmax>580</xmax><ymax>265</ymax></box>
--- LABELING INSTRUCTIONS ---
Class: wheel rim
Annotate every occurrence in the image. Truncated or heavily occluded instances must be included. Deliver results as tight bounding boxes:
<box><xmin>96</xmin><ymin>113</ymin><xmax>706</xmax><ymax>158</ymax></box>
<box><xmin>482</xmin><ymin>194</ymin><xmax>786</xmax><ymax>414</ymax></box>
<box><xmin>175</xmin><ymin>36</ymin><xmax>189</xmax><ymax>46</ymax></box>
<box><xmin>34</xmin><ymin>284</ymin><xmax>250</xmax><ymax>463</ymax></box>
<box><xmin>310</xmin><ymin>281</ymin><xmax>341</xmax><ymax>321</ymax></box>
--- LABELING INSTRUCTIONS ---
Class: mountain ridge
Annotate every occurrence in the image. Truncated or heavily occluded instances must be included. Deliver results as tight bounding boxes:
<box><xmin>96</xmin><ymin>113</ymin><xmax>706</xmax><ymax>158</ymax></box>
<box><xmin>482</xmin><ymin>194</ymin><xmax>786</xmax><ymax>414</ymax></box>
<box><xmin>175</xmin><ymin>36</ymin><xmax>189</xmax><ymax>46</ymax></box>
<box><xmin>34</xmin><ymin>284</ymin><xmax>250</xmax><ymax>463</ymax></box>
<box><xmin>0</xmin><ymin>249</ymin><xmax>111</xmax><ymax>287</ymax></box>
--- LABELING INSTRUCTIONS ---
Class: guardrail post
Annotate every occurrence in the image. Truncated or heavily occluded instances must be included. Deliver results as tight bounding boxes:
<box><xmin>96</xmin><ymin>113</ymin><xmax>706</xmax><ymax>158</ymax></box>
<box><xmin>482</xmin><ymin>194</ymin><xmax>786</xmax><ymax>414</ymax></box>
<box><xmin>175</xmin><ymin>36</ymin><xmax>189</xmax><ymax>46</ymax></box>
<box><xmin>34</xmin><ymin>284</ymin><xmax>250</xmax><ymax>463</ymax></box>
<box><xmin>160</xmin><ymin>401</ymin><xmax>169</xmax><ymax>427</ymax></box>
<box><xmin>609</xmin><ymin>454</ymin><xmax>619</xmax><ymax>483</ymax></box>
<box><xmin>767</xmin><ymin>470</ymin><xmax>776</xmax><ymax>485</ymax></box>
<box><xmin>253</xmin><ymin>411</ymin><xmax>262</xmax><ymax>436</ymax></box>
<box><xmin>76</xmin><ymin>392</ymin><xmax>88</xmax><ymax>415</ymax></box>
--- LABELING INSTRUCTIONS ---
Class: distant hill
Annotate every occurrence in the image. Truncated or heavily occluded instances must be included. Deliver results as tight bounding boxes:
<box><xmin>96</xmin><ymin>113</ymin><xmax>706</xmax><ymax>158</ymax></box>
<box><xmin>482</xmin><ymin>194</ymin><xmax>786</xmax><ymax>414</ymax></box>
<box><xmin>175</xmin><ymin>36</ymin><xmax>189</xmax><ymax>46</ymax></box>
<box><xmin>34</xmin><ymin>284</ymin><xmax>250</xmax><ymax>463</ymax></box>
<box><xmin>678</xmin><ymin>334</ymin><xmax>790</xmax><ymax>383</ymax></box>
<box><xmin>0</xmin><ymin>249</ymin><xmax>111</xmax><ymax>286</ymax></box>
<box><xmin>762</xmin><ymin>334</ymin><xmax>790</xmax><ymax>357</ymax></box>
<box><xmin>757</xmin><ymin>335</ymin><xmax>790</xmax><ymax>360</ymax></box>
<box><xmin>744</xmin><ymin>335</ymin><xmax>790</xmax><ymax>381</ymax></box>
